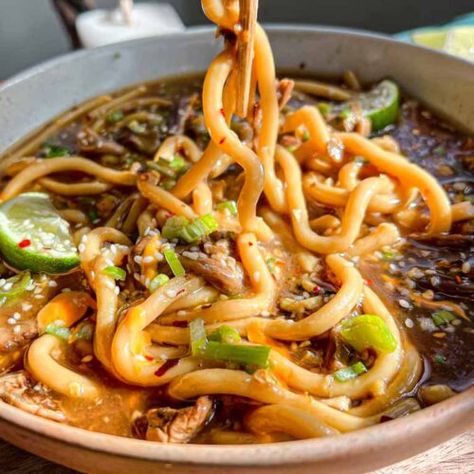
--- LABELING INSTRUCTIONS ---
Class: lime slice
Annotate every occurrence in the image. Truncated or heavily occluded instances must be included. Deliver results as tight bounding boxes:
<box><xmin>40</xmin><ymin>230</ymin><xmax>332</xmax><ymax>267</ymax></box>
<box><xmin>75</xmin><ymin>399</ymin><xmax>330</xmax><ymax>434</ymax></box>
<box><xmin>357</xmin><ymin>80</ymin><xmax>400</xmax><ymax>131</ymax></box>
<box><xmin>444</xmin><ymin>26</ymin><xmax>474</xmax><ymax>62</ymax></box>
<box><xmin>0</xmin><ymin>193</ymin><xmax>80</xmax><ymax>274</ymax></box>
<box><xmin>412</xmin><ymin>30</ymin><xmax>448</xmax><ymax>49</ymax></box>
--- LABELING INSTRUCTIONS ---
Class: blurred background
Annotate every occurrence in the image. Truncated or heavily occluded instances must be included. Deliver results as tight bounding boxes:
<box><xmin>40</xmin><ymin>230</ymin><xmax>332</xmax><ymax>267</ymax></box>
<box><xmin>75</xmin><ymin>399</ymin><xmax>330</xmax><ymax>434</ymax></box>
<box><xmin>0</xmin><ymin>0</ymin><xmax>473</xmax><ymax>79</ymax></box>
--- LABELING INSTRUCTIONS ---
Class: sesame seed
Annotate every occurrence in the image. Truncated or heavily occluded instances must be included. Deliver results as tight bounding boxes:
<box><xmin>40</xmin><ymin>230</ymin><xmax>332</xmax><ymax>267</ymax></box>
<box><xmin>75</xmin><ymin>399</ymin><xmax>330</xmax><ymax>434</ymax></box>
<box><xmin>21</xmin><ymin>303</ymin><xmax>32</xmax><ymax>311</ymax></box>
<box><xmin>2</xmin><ymin>282</ymin><xmax>13</xmax><ymax>292</ymax></box>
<box><xmin>114</xmin><ymin>286</ymin><xmax>120</xmax><ymax>295</ymax></box>
<box><xmin>81</xmin><ymin>355</ymin><xmax>93</xmax><ymax>363</ymax></box>
<box><xmin>166</xmin><ymin>289</ymin><xmax>177</xmax><ymax>298</ymax></box>
<box><xmin>134</xmin><ymin>255</ymin><xmax>143</xmax><ymax>264</ymax></box>
<box><xmin>78</xmin><ymin>243</ymin><xmax>86</xmax><ymax>253</ymax></box>
<box><xmin>398</xmin><ymin>299</ymin><xmax>411</xmax><ymax>309</ymax></box>
<box><xmin>12</xmin><ymin>312</ymin><xmax>21</xmax><ymax>321</ymax></box>
<box><xmin>13</xmin><ymin>325</ymin><xmax>22</xmax><ymax>334</ymax></box>
<box><xmin>260</xmin><ymin>310</ymin><xmax>270</xmax><ymax>317</ymax></box>
<box><xmin>430</xmin><ymin>276</ymin><xmax>440</xmax><ymax>287</ymax></box>
<box><xmin>48</xmin><ymin>280</ymin><xmax>58</xmax><ymax>287</ymax></box>
<box><xmin>142</xmin><ymin>256</ymin><xmax>154</xmax><ymax>264</ymax></box>
<box><xmin>7</xmin><ymin>318</ymin><xmax>16</xmax><ymax>325</ymax></box>
<box><xmin>462</xmin><ymin>262</ymin><xmax>471</xmax><ymax>274</ymax></box>
<box><xmin>405</xmin><ymin>318</ymin><xmax>414</xmax><ymax>328</ymax></box>
<box><xmin>253</xmin><ymin>271</ymin><xmax>261</xmax><ymax>282</ymax></box>
<box><xmin>422</xmin><ymin>290</ymin><xmax>434</xmax><ymax>300</ymax></box>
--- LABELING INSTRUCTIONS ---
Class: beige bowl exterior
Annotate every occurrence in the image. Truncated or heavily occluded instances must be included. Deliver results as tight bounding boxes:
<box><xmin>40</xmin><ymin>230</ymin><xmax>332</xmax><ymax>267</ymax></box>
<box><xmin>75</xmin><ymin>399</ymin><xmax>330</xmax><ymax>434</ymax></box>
<box><xmin>0</xmin><ymin>388</ymin><xmax>473</xmax><ymax>473</ymax></box>
<box><xmin>0</xmin><ymin>26</ymin><xmax>473</xmax><ymax>472</ymax></box>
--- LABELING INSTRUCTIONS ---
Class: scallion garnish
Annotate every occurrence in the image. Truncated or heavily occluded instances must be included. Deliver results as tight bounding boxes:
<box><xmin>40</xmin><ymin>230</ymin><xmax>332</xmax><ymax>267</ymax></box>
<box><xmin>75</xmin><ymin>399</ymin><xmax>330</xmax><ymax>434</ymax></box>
<box><xmin>163</xmin><ymin>249</ymin><xmax>185</xmax><ymax>277</ymax></box>
<box><xmin>266</xmin><ymin>257</ymin><xmax>276</xmax><ymax>272</ymax></box>
<box><xmin>42</xmin><ymin>144</ymin><xmax>71</xmax><ymax>158</ymax></box>
<box><xmin>209</xmin><ymin>325</ymin><xmax>241</xmax><ymax>344</ymax></box>
<box><xmin>302</xmin><ymin>130</ymin><xmax>310</xmax><ymax>142</ymax></box>
<box><xmin>149</xmin><ymin>273</ymin><xmax>169</xmax><ymax>292</ymax></box>
<box><xmin>102</xmin><ymin>265</ymin><xmax>126</xmax><ymax>281</ymax></box>
<box><xmin>0</xmin><ymin>272</ymin><xmax>32</xmax><ymax>302</ymax></box>
<box><xmin>381</xmin><ymin>249</ymin><xmax>398</xmax><ymax>261</ymax></box>
<box><xmin>317</xmin><ymin>102</ymin><xmax>332</xmax><ymax>116</ymax></box>
<box><xmin>44</xmin><ymin>324</ymin><xmax>71</xmax><ymax>341</ymax></box>
<box><xmin>340</xmin><ymin>314</ymin><xmax>397</xmax><ymax>354</ymax></box>
<box><xmin>162</xmin><ymin>214</ymin><xmax>218</xmax><ymax>244</ymax></box>
<box><xmin>189</xmin><ymin>318</ymin><xmax>269</xmax><ymax>368</ymax></box>
<box><xmin>433</xmin><ymin>354</ymin><xmax>447</xmax><ymax>365</ymax></box>
<box><xmin>431</xmin><ymin>310</ymin><xmax>455</xmax><ymax>326</ymax></box>
<box><xmin>105</xmin><ymin>110</ymin><xmax>124</xmax><ymax>123</ymax></box>
<box><xmin>216</xmin><ymin>200</ymin><xmax>238</xmax><ymax>216</ymax></box>
<box><xmin>147</xmin><ymin>156</ymin><xmax>189</xmax><ymax>179</ymax></box>
<box><xmin>190</xmin><ymin>318</ymin><xmax>207</xmax><ymax>356</ymax></box>
<box><xmin>334</xmin><ymin>361</ymin><xmax>367</xmax><ymax>383</ymax></box>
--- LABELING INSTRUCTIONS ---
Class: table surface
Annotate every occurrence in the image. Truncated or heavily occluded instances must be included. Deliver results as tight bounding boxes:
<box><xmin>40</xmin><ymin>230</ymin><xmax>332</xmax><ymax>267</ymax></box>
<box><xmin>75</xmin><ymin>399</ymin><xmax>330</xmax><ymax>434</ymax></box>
<box><xmin>1</xmin><ymin>430</ymin><xmax>472</xmax><ymax>473</ymax></box>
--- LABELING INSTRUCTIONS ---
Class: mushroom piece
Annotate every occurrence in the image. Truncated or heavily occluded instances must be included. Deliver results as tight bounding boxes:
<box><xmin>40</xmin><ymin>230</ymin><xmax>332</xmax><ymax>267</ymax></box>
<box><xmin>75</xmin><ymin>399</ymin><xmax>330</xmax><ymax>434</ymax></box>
<box><xmin>135</xmin><ymin>396</ymin><xmax>214</xmax><ymax>444</ymax></box>
<box><xmin>0</xmin><ymin>370</ymin><xmax>66</xmax><ymax>422</ymax></box>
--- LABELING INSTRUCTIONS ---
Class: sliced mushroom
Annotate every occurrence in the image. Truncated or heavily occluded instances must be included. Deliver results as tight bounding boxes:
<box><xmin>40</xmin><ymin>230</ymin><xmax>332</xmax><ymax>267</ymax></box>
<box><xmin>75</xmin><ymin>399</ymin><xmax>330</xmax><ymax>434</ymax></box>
<box><xmin>135</xmin><ymin>396</ymin><xmax>213</xmax><ymax>444</ymax></box>
<box><xmin>0</xmin><ymin>370</ymin><xmax>66</xmax><ymax>422</ymax></box>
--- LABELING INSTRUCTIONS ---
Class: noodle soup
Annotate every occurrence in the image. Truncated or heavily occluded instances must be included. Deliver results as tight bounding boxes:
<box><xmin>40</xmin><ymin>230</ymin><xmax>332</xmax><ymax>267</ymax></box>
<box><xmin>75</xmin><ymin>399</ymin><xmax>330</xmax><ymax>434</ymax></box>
<box><xmin>0</xmin><ymin>3</ymin><xmax>472</xmax><ymax>445</ymax></box>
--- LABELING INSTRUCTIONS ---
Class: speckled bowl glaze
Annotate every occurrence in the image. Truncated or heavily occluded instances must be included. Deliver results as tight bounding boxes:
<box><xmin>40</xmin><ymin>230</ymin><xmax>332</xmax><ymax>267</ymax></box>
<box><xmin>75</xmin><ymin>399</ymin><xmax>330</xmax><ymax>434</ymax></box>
<box><xmin>0</xmin><ymin>26</ymin><xmax>473</xmax><ymax>473</ymax></box>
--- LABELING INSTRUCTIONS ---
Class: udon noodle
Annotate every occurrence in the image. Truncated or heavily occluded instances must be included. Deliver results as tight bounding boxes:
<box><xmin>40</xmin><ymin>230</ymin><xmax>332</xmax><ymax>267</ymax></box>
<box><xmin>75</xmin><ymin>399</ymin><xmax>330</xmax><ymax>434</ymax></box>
<box><xmin>0</xmin><ymin>0</ymin><xmax>472</xmax><ymax>444</ymax></box>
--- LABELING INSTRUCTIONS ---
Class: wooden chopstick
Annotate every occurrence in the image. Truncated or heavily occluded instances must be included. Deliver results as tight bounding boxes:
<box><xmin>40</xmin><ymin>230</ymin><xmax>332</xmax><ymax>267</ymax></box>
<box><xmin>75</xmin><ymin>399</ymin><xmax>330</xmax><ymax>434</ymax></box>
<box><xmin>236</xmin><ymin>0</ymin><xmax>258</xmax><ymax>118</ymax></box>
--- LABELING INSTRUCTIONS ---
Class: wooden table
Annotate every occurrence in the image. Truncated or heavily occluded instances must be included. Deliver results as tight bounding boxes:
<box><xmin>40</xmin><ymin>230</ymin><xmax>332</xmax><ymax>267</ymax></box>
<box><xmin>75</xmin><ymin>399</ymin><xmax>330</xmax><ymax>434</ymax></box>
<box><xmin>1</xmin><ymin>431</ymin><xmax>472</xmax><ymax>473</ymax></box>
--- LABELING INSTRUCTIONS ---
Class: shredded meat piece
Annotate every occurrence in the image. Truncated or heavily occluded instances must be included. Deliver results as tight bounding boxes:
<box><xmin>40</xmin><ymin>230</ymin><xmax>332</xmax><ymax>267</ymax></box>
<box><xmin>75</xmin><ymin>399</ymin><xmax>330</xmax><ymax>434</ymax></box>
<box><xmin>277</xmin><ymin>78</ymin><xmax>295</xmax><ymax>111</ymax></box>
<box><xmin>78</xmin><ymin>127</ymin><xmax>126</xmax><ymax>155</ymax></box>
<box><xmin>180</xmin><ymin>239</ymin><xmax>246</xmax><ymax>295</ymax></box>
<box><xmin>139</xmin><ymin>396</ymin><xmax>213</xmax><ymax>443</ymax></box>
<box><xmin>0</xmin><ymin>371</ymin><xmax>66</xmax><ymax>422</ymax></box>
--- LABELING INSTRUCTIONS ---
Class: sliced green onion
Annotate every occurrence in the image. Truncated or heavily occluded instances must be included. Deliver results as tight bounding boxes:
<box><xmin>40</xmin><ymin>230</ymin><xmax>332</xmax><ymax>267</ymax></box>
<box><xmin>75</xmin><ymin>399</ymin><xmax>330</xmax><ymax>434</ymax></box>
<box><xmin>163</xmin><ymin>249</ymin><xmax>185</xmax><ymax>277</ymax></box>
<box><xmin>127</xmin><ymin>120</ymin><xmax>147</xmax><ymax>135</ymax></box>
<box><xmin>266</xmin><ymin>257</ymin><xmax>276</xmax><ymax>273</ymax></box>
<box><xmin>381</xmin><ymin>249</ymin><xmax>398</xmax><ymax>261</ymax></box>
<box><xmin>302</xmin><ymin>130</ymin><xmax>310</xmax><ymax>142</ymax></box>
<box><xmin>147</xmin><ymin>161</ymin><xmax>177</xmax><ymax>178</ymax></box>
<box><xmin>168</xmin><ymin>155</ymin><xmax>188</xmax><ymax>172</ymax></box>
<box><xmin>216</xmin><ymin>200</ymin><xmax>238</xmax><ymax>216</ymax></box>
<box><xmin>334</xmin><ymin>361</ymin><xmax>367</xmax><ymax>382</ymax></box>
<box><xmin>42</xmin><ymin>144</ymin><xmax>71</xmax><ymax>158</ymax></box>
<box><xmin>209</xmin><ymin>325</ymin><xmax>241</xmax><ymax>344</ymax></box>
<box><xmin>74</xmin><ymin>322</ymin><xmax>94</xmax><ymax>341</ymax></box>
<box><xmin>147</xmin><ymin>156</ymin><xmax>189</xmax><ymax>179</ymax></box>
<box><xmin>339</xmin><ymin>108</ymin><xmax>352</xmax><ymax>120</ymax></box>
<box><xmin>202</xmin><ymin>341</ymin><xmax>270</xmax><ymax>368</ymax></box>
<box><xmin>340</xmin><ymin>314</ymin><xmax>397</xmax><ymax>354</ymax></box>
<box><xmin>149</xmin><ymin>273</ymin><xmax>169</xmax><ymax>292</ymax></box>
<box><xmin>44</xmin><ymin>324</ymin><xmax>71</xmax><ymax>341</ymax></box>
<box><xmin>189</xmin><ymin>318</ymin><xmax>207</xmax><ymax>356</ymax></box>
<box><xmin>433</xmin><ymin>354</ymin><xmax>447</xmax><ymax>365</ymax></box>
<box><xmin>0</xmin><ymin>272</ymin><xmax>32</xmax><ymax>302</ymax></box>
<box><xmin>162</xmin><ymin>216</ymin><xmax>190</xmax><ymax>241</ymax></box>
<box><xmin>286</xmin><ymin>144</ymin><xmax>298</xmax><ymax>153</ymax></box>
<box><xmin>317</xmin><ymin>102</ymin><xmax>332</xmax><ymax>116</ymax></box>
<box><xmin>431</xmin><ymin>310</ymin><xmax>456</xmax><ymax>326</ymax></box>
<box><xmin>354</xmin><ymin>156</ymin><xmax>368</xmax><ymax>164</ymax></box>
<box><xmin>106</xmin><ymin>110</ymin><xmax>124</xmax><ymax>123</ymax></box>
<box><xmin>433</xmin><ymin>146</ymin><xmax>446</xmax><ymax>156</ymax></box>
<box><xmin>160</xmin><ymin>178</ymin><xmax>177</xmax><ymax>190</ymax></box>
<box><xmin>102</xmin><ymin>265</ymin><xmax>126</xmax><ymax>281</ymax></box>
<box><xmin>162</xmin><ymin>214</ymin><xmax>218</xmax><ymax>244</ymax></box>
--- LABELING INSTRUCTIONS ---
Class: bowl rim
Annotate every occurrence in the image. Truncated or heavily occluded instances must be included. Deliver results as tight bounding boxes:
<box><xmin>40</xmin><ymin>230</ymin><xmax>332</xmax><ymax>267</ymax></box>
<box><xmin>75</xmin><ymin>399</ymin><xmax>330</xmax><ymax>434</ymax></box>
<box><xmin>1</xmin><ymin>387</ymin><xmax>473</xmax><ymax>467</ymax></box>
<box><xmin>0</xmin><ymin>24</ymin><xmax>473</xmax><ymax>469</ymax></box>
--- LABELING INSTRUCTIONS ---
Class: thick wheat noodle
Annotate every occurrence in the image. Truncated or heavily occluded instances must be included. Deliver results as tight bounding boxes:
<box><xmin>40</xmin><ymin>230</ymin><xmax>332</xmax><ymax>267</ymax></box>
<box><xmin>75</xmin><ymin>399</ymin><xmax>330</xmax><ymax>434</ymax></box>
<box><xmin>245</xmin><ymin>403</ymin><xmax>339</xmax><ymax>438</ymax></box>
<box><xmin>451</xmin><ymin>201</ymin><xmax>474</xmax><ymax>222</ymax></box>
<box><xmin>254</xmin><ymin>24</ymin><xmax>287</xmax><ymax>213</ymax></box>
<box><xmin>154</xmin><ymin>135</ymin><xmax>202</xmax><ymax>163</ymax></box>
<box><xmin>192</xmin><ymin>181</ymin><xmax>213</xmax><ymax>215</ymax></box>
<box><xmin>88</xmin><ymin>86</ymin><xmax>147</xmax><ymax>118</ymax></box>
<box><xmin>121</xmin><ymin>196</ymin><xmax>148</xmax><ymax>235</ymax></box>
<box><xmin>293</xmin><ymin>80</ymin><xmax>353</xmax><ymax>101</ymax></box>
<box><xmin>269</xmin><ymin>286</ymin><xmax>402</xmax><ymax>398</ymax></box>
<box><xmin>259</xmin><ymin>254</ymin><xmax>363</xmax><ymax>341</ymax></box>
<box><xmin>158</xmin><ymin>232</ymin><xmax>275</xmax><ymax>325</ymax></box>
<box><xmin>163</xmin><ymin>285</ymin><xmax>219</xmax><ymax>315</ymax></box>
<box><xmin>203</xmin><ymin>50</ymin><xmax>271</xmax><ymax>240</ymax></box>
<box><xmin>111</xmin><ymin>277</ymin><xmax>200</xmax><ymax>386</ymax></box>
<box><xmin>277</xmin><ymin>145</ymin><xmax>398</xmax><ymax>254</ymax></box>
<box><xmin>304</xmin><ymin>172</ymin><xmax>403</xmax><ymax>214</ymax></box>
<box><xmin>39</xmin><ymin>177</ymin><xmax>112</xmax><ymax>195</ymax></box>
<box><xmin>27</xmin><ymin>335</ymin><xmax>100</xmax><ymax>399</ymax></box>
<box><xmin>137</xmin><ymin>175</ymin><xmax>197</xmax><ymax>220</ymax></box>
<box><xmin>348</xmin><ymin>223</ymin><xmax>400</xmax><ymax>257</ymax></box>
<box><xmin>337</xmin><ymin>132</ymin><xmax>452</xmax><ymax>234</ymax></box>
<box><xmin>58</xmin><ymin>209</ymin><xmax>88</xmax><ymax>224</ymax></box>
<box><xmin>168</xmin><ymin>368</ymin><xmax>377</xmax><ymax>432</ymax></box>
<box><xmin>0</xmin><ymin>157</ymin><xmax>136</xmax><ymax>200</ymax></box>
<box><xmin>309</xmin><ymin>215</ymin><xmax>341</xmax><ymax>233</ymax></box>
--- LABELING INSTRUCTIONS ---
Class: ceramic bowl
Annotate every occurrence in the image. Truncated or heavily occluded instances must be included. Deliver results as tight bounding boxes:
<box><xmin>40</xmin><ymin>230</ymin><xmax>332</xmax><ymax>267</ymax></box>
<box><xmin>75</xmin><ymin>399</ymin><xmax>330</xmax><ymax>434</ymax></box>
<box><xmin>0</xmin><ymin>26</ymin><xmax>473</xmax><ymax>473</ymax></box>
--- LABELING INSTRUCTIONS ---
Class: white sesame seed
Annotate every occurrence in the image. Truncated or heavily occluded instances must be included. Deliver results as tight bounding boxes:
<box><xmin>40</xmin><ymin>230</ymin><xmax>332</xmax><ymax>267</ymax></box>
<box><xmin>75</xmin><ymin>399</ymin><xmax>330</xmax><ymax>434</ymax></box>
<box><xmin>134</xmin><ymin>255</ymin><xmax>143</xmax><ymax>264</ymax></box>
<box><xmin>12</xmin><ymin>312</ymin><xmax>21</xmax><ymax>321</ymax></box>
<box><xmin>13</xmin><ymin>325</ymin><xmax>22</xmax><ymax>334</ymax></box>
<box><xmin>61</xmin><ymin>288</ymin><xmax>71</xmax><ymax>293</ymax></box>
<box><xmin>260</xmin><ymin>310</ymin><xmax>270</xmax><ymax>317</ymax></box>
<box><xmin>7</xmin><ymin>318</ymin><xmax>16</xmax><ymax>325</ymax></box>
<box><xmin>177</xmin><ymin>310</ymin><xmax>187</xmax><ymax>316</ymax></box>
<box><xmin>21</xmin><ymin>303</ymin><xmax>32</xmax><ymax>311</ymax></box>
<box><xmin>422</xmin><ymin>290</ymin><xmax>434</xmax><ymax>300</ymax></box>
<box><xmin>78</xmin><ymin>243</ymin><xmax>86</xmax><ymax>253</ymax></box>
<box><xmin>253</xmin><ymin>271</ymin><xmax>261</xmax><ymax>282</ymax></box>
<box><xmin>166</xmin><ymin>289</ymin><xmax>177</xmax><ymax>298</ymax></box>
<box><xmin>34</xmin><ymin>294</ymin><xmax>44</xmax><ymax>299</ymax></box>
<box><xmin>405</xmin><ymin>318</ymin><xmax>414</xmax><ymax>328</ymax></box>
<box><xmin>398</xmin><ymin>299</ymin><xmax>411</xmax><ymax>309</ymax></box>
<box><xmin>462</xmin><ymin>262</ymin><xmax>471</xmax><ymax>274</ymax></box>
<box><xmin>430</xmin><ymin>276</ymin><xmax>440</xmax><ymax>287</ymax></box>
<box><xmin>2</xmin><ymin>282</ymin><xmax>12</xmax><ymax>291</ymax></box>
<box><xmin>48</xmin><ymin>280</ymin><xmax>58</xmax><ymax>287</ymax></box>
<box><xmin>114</xmin><ymin>286</ymin><xmax>120</xmax><ymax>295</ymax></box>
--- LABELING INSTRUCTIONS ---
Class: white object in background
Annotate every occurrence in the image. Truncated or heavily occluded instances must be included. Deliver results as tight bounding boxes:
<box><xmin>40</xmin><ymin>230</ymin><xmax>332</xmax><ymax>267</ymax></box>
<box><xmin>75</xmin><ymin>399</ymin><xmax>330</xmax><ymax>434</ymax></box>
<box><xmin>76</xmin><ymin>2</ymin><xmax>185</xmax><ymax>49</ymax></box>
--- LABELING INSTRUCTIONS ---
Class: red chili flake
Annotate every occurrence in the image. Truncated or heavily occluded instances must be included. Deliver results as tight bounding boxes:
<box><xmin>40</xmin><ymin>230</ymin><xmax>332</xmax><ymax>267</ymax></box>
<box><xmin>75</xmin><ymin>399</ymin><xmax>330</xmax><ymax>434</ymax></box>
<box><xmin>313</xmin><ymin>285</ymin><xmax>321</xmax><ymax>294</ymax></box>
<box><xmin>172</xmin><ymin>320</ymin><xmax>188</xmax><ymax>328</ymax></box>
<box><xmin>365</xmin><ymin>279</ymin><xmax>373</xmax><ymax>286</ymax></box>
<box><xmin>18</xmin><ymin>239</ymin><xmax>31</xmax><ymax>248</ymax></box>
<box><xmin>155</xmin><ymin>358</ymin><xmax>179</xmax><ymax>377</ymax></box>
<box><xmin>144</xmin><ymin>354</ymin><xmax>154</xmax><ymax>362</ymax></box>
<box><xmin>220</xmin><ymin>108</ymin><xmax>225</xmax><ymax>117</ymax></box>
<box><xmin>455</xmin><ymin>275</ymin><xmax>462</xmax><ymax>284</ymax></box>
<box><xmin>219</xmin><ymin>137</ymin><xmax>226</xmax><ymax>145</ymax></box>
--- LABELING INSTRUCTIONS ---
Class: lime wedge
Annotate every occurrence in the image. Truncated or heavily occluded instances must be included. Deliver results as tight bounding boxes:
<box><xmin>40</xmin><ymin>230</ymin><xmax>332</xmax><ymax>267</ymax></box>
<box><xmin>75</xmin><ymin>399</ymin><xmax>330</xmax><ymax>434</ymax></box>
<box><xmin>0</xmin><ymin>193</ymin><xmax>80</xmax><ymax>274</ymax></box>
<box><xmin>444</xmin><ymin>26</ymin><xmax>474</xmax><ymax>62</ymax></box>
<box><xmin>412</xmin><ymin>30</ymin><xmax>448</xmax><ymax>49</ymax></box>
<box><xmin>358</xmin><ymin>80</ymin><xmax>400</xmax><ymax>131</ymax></box>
